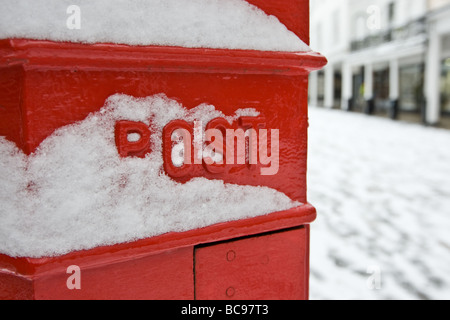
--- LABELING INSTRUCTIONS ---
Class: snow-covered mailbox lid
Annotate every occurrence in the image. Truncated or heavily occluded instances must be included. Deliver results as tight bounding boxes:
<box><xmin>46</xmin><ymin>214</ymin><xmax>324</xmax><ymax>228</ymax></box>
<box><xmin>0</xmin><ymin>0</ymin><xmax>326</xmax><ymax>300</ymax></box>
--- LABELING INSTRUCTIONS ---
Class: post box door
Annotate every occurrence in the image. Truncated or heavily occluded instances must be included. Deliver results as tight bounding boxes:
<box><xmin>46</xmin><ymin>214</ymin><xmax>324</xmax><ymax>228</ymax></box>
<box><xmin>194</xmin><ymin>227</ymin><xmax>309</xmax><ymax>300</ymax></box>
<box><xmin>32</xmin><ymin>247</ymin><xmax>194</xmax><ymax>300</ymax></box>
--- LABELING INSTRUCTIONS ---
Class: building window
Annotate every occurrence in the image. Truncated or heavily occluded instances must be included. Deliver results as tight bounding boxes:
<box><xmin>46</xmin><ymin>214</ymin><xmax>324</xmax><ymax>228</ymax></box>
<box><xmin>352</xmin><ymin>67</ymin><xmax>365</xmax><ymax>111</ymax></box>
<box><xmin>374</xmin><ymin>68</ymin><xmax>390</xmax><ymax>111</ymax></box>
<box><xmin>399</xmin><ymin>64</ymin><xmax>424</xmax><ymax>112</ymax></box>
<box><xmin>441</xmin><ymin>58</ymin><xmax>450</xmax><ymax>115</ymax></box>
<box><xmin>333</xmin><ymin>70</ymin><xmax>342</xmax><ymax>109</ymax></box>
<box><xmin>317</xmin><ymin>70</ymin><xmax>325</xmax><ymax>107</ymax></box>
<box><xmin>388</xmin><ymin>2</ymin><xmax>395</xmax><ymax>25</ymax></box>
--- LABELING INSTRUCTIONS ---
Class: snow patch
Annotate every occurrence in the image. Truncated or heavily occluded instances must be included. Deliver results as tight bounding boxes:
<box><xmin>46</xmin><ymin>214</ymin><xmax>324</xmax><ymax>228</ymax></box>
<box><xmin>0</xmin><ymin>94</ymin><xmax>300</xmax><ymax>258</ymax></box>
<box><xmin>0</xmin><ymin>0</ymin><xmax>311</xmax><ymax>52</ymax></box>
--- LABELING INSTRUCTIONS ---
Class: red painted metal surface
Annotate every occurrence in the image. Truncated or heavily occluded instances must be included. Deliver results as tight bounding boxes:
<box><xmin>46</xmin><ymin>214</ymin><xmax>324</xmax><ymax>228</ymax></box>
<box><xmin>195</xmin><ymin>227</ymin><xmax>310</xmax><ymax>300</ymax></box>
<box><xmin>34</xmin><ymin>247</ymin><xmax>194</xmax><ymax>300</ymax></box>
<box><xmin>0</xmin><ymin>0</ymin><xmax>326</xmax><ymax>300</ymax></box>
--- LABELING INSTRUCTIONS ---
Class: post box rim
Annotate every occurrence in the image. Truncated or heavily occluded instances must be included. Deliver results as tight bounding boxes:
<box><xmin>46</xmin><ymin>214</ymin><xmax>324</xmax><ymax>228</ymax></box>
<box><xmin>0</xmin><ymin>39</ymin><xmax>327</xmax><ymax>75</ymax></box>
<box><xmin>0</xmin><ymin>203</ymin><xmax>316</xmax><ymax>277</ymax></box>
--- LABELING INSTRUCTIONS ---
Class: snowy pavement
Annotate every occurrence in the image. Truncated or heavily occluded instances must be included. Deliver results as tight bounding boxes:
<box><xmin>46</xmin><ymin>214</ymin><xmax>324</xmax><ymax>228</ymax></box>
<box><xmin>307</xmin><ymin>107</ymin><xmax>450</xmax><ymax>300</ymax></box>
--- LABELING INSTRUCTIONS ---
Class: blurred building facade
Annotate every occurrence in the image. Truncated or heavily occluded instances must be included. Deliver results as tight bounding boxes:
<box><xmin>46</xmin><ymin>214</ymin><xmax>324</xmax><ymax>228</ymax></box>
<box><xmin>309</xmin><ymin>0</ymin><xmax>450</xmax><ymax>126</ymax></box>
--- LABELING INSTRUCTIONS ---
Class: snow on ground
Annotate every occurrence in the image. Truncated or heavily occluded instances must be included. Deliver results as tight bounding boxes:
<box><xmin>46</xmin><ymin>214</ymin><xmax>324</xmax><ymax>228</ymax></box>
<box><xmin>0</xmin><ymin>0</ymin><xmax>310</xmax><ymax>52</ymax></box>
<box><xmin>307</xmin><ymin>107</ymin><xmax>450</xmax><ymax>300</ymax></box>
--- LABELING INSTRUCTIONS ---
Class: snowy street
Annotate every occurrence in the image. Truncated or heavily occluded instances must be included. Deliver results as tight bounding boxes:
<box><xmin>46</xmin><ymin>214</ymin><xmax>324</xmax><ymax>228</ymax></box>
<box><xmin>307</xmin><ymin>107</ymin><xmax>450</xmax><ymax>300</ymax></box>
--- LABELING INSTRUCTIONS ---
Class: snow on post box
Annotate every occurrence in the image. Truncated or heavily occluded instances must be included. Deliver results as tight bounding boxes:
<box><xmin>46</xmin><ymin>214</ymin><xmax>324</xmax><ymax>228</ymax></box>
<box><xmin>0</xmin><ymin>0</ymin><xmax>326</xmax><ymax>300</ymax></box>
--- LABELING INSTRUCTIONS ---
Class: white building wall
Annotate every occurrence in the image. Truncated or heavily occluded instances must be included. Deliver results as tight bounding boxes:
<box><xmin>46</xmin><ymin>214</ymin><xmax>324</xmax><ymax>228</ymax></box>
<box><xmin>310</xmin><ymin>0</ymin><xmax>352</xmax><ymax>109</ymax></box>
<box><xmin>310</xmin><ymin>0</ymin><xmax>351</xmax><ymax>57</ymax></box>
<box><xmin>425</xmin><ymin>2</ymin><xmax>450</xmax><ymax>124</ymax></box>
<box><xmin>309</xmin><ymin>0</ymin><xmax>450</xmax><ymax>125</ymax></box>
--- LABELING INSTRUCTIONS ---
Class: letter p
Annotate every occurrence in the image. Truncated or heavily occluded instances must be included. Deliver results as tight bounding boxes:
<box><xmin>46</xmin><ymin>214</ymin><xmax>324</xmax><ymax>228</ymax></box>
<box><xmin>115</xmin><ymin>121</ymin><xmax>151</xmax><ymax>158</ymax></box>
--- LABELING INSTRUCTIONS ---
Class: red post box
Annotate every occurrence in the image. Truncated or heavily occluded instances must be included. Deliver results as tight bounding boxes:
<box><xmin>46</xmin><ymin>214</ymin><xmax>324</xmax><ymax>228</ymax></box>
<box><xmin>0</xmin><ymin>0</ymin><xmax>326</xmax><ymax>300</ymax></box>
